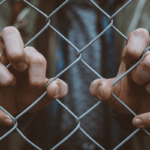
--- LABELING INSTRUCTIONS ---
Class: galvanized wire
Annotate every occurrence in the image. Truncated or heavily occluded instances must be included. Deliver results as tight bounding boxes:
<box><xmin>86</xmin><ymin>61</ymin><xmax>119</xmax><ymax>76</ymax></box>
<box><xmin>0</xmin><ymin>0</ymin><xmax>150</xmax><ymax>150</ymax></box>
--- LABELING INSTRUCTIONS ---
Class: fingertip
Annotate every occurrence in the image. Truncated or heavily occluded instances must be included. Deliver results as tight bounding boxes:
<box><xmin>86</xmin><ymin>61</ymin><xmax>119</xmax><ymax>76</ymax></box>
<box><xmin>1</xmin><ymin>26</ymin><xmax>29</xmax><ymax>72</ymax></box>
<box><xmin>122</xmin><ymin>45</ymin><xmax>142</xmax><ymax>66</ymax></box>
<box><xmin>127</xmin><ymin>28</ymin><xmax>149</xmax><ymax>45</ymax></box>
<box><xmin>90</xmin><ymin>79</ymin><xmax>113</xmax><ymax>101</ymax></box>
<box><xmin>4</xmin><ymin>118</ymin><xmax>13</xmax><ymax>126</ymax></box>
<box><xmin>46</xmin><ymin>78</ymin><xmax>68</xmax><ymax>99</ymax></box>
<box><xmin>123</xmin><ymin>28</ymin><xmax>149</xmax><ymax>66</ymax></box>
<box><xmin>97</xmin><ymin>81</ymin><xmax>112</xmax><ymax>100</ymax></box>
<box><xmin>132</xmin><ymin>113</ymin><xmax>150</xmax><ymax>128</ymax></box>
<box><xmin>11</xmin><ymin>52</ymin><xmax>29</xmax><ymax>72</ymax></box>
<box><xmin>16</xmin><ymin>62</ymin><xmax>28</xmax><ymax>72</ymax></box>
<box><xmin>90</xmin><ymin>79</ymin><xmax>98</xmax><ymax>96</ymax></box>
<box><xmin>132</xmin><ymin>117</ymin><xmax>143</xmax><ymax>128</ymax></box>
<box><xmin>0</xmin><ymin>110</ymin><xmax>13</xmax><ymax>126</ymax></box>
<box><xmin>46</xmin><ymin>80</ymin><xmax>60</xmax><ymax>99</ymax></box>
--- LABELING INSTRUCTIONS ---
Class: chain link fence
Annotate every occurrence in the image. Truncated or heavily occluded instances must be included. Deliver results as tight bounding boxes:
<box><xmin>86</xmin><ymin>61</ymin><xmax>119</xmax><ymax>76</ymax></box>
<box><xmin>0</xmin><ymin>0</ymin><xmax>150</xmax><ymax>150</ymax></box>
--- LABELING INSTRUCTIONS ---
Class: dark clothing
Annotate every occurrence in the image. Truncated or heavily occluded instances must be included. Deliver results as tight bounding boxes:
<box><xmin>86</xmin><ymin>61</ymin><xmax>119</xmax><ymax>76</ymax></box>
<box><xmin>0</xmin><ymin>1</ymin><xmax>150</xmax><ymax>150</ymax></box>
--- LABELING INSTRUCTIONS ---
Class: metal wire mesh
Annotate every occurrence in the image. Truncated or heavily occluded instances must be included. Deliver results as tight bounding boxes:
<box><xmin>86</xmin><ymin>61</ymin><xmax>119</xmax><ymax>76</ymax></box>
<box><xmin>0</xmin><ymin>0</ymin><xmax>150</xmax><ymax>150</ymax></box>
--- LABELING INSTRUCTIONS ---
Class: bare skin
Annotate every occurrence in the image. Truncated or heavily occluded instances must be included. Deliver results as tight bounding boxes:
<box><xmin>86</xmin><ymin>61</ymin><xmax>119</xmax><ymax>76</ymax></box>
<box><xmin>1</xmin><ymin>27</ymin><xmax>150</xmax><ymax>130</ymax></box>
<box><xmin>0</xmin><ymin>27</ymin><xmax>68</xmax><ymax>126</ymax></box>
<box><xmin>90</xmin><ymin>28</ymin><xmax>150</xmax><ymax>128</ymax></box>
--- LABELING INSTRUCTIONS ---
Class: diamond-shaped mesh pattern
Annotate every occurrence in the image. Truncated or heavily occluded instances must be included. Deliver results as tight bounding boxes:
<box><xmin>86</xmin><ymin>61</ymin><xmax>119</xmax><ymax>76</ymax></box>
<box><xmin>0</xmin><ymin>0</ymin><xmax>150</xmax><ymax>150</ymax></box>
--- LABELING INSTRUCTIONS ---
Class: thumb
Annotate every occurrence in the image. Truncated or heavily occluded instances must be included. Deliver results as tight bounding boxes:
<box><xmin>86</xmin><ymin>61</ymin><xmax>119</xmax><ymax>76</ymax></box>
<box><xmin>90</xmin><ymin>78</ymin><xmax>113</xmax><ymax>101</ymax></box>
<box><xmin>90</xmin><ymin>78</ymin><xmax>129</xmax><ymax>114</ymax></box>
<box><xmin>133</xmin><ymin>113</ymin><xmax>150</xmax><ymax>128</ymax></box>
<box><xmin>0</xmin><ymin>109</ymin><xmax>13</xmax><ymax>126</ymax></box>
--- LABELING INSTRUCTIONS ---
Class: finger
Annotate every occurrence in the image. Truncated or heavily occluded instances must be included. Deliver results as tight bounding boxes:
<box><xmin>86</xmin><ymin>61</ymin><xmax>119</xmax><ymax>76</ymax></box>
<box><xmin>45</xmin><ymin>78</ymin><xmax>68</xmax><ymax>104</ymax></box>
<box><xmin>0</xmin><ymin>40</ymin><xmax>9</xmax><ymax>65</ymax></box>
<box><xmin>28</xmin><ymin>78</ymin><xmax>68</xmax><ymax>112</ymax></box>
<box><xmin>0</xmin><ymin>110</ymin><xmax>13</xmax><ymax>126</ymax></box>
<box><xmin>122</xmin><ymin>28</ymin><xmax>149</xmax><ymax>67</ymax></box>
<box><xmin>24</xmin><ymin>46</ymin><xmax>47</xmax><ymax>91</ymax></box>
<box><xmin>133</xmin><ymin>112</ymin><xmax>150</xmax><ymax>128</ymax></box>
<box><xmin>90</xmin><ymin>78</ymin><xmax>113</xmax><ymax>101</ymax></box>
<box><xmin>132</xmin><ymin>51</ymin><xmax>150</xmax><ymax>85</ymax></box>
<box><xmin>90</xmin><ymin>78</ymin><xmax>132</xmax><ymax>114</ymax></box>
<box><xmin>0</xmin><ymin>63</ymin><xmax>16</xmax><ymax>86</ymax></box>
<box><xmin>0</xmin><ymin>26</ymin><xmax>28</xmax><ymax>71</ymax></box>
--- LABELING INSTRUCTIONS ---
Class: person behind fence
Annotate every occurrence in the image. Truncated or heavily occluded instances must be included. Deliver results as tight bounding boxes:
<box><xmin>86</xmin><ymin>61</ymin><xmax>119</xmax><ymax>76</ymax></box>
<box><xmin>1</xmin><ymin>27</ymin><xmax>150</xmax><ymax>146</ymax></box>
<box><xmin>0</xmin><ymin>27</ymin><xmax>150</xmax><ymax>146</ymax></box>
<box><xmin>1</xmin><ymin>0</ymin><xmax>150</xmax><ymax>150</ymax></box>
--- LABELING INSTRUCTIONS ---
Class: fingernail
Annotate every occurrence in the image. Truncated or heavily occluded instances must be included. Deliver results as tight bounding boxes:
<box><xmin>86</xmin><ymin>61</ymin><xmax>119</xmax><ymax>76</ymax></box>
<box><xmin>133</xmin><ymin>119</ymin><xmax>142</xmax><ymax>126</ymax></box>
<box><xmin>4</xmin><ymin>119</ymin><xmax>13</xmax><ymax>126</ymax></box>
<box><xmin>17</xmin><ymin>62</ymin><xmax>28</xmax><ymax>72</ymax></box>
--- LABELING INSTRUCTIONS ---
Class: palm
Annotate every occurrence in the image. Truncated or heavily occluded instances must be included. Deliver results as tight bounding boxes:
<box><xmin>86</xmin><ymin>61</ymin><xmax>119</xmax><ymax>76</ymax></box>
<box><xmin>110</xmin><ymin>62</ymin><xmax>150</xmax><ymax>115</ymax></box>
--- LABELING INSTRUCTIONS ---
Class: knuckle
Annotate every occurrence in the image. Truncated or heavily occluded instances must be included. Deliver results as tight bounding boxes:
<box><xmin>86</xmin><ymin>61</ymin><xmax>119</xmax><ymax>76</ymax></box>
<box><xmin>132</xmin><ymin>28</ymin><xmax>149</xmax><ymax>37</ymax></box>
<box><xmin>131</xmin><ymin>28</ymin><xmax>149</xmax><ymax>43</ymax></box>
<box><xmin>136</xmin><ymin>28</ymin><xmax>149</xmax><ymax>36</ymax></box>
<box><xmin>126</xmin><ymin>45</ymin><xmax>135</xmax><ymax>54</ymax></box>
<box><xmin>34</xmin><ymin>56</ymin><xmax>46</xmax><ymax>66</ymax></box>
<box><xmin>2</xmin><ymin>26</ymin><xmax>19</xmax><ymax>35</ymax></box>
<box><xmin>25</xmin><ymin>46</ymin><xmax>37</xmax><ymax>52</ymax></box>
<box><xmin>36</xmin><ymin>55</ymin><xmax>46</xmax><ymax>65</ymax></box>
<box><xmin>25</xmin><ymin>46</ymin><xmax>46</xmax><ymax>66</ymax></box>
<box><xmin>30</xmin><ymin>52</ymin><xmax>46</xmax><ymax>66</ymax></box>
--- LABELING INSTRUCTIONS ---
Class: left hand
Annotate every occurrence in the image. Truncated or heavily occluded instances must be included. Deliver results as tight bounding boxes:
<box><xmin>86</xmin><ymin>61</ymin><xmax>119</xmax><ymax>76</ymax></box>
<box><xmin>90</xmin><ymin>28</ymin><xmax>150</xmax><ymax>128</ymax></box>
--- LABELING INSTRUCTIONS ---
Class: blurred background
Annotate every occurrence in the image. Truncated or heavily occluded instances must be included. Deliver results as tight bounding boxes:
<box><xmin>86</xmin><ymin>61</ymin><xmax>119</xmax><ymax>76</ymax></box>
<box><xmin>0</xmin><ymin>0</ymin><xmax>150</xmax><ymax>150</ymax></box>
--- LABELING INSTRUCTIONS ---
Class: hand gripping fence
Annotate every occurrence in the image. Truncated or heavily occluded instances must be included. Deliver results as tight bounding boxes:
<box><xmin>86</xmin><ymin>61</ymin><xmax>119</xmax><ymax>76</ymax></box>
<box><xmin>0</xmin><ymin>0</ymin><xmax>150</xmax><ymax>150</ymax></box>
